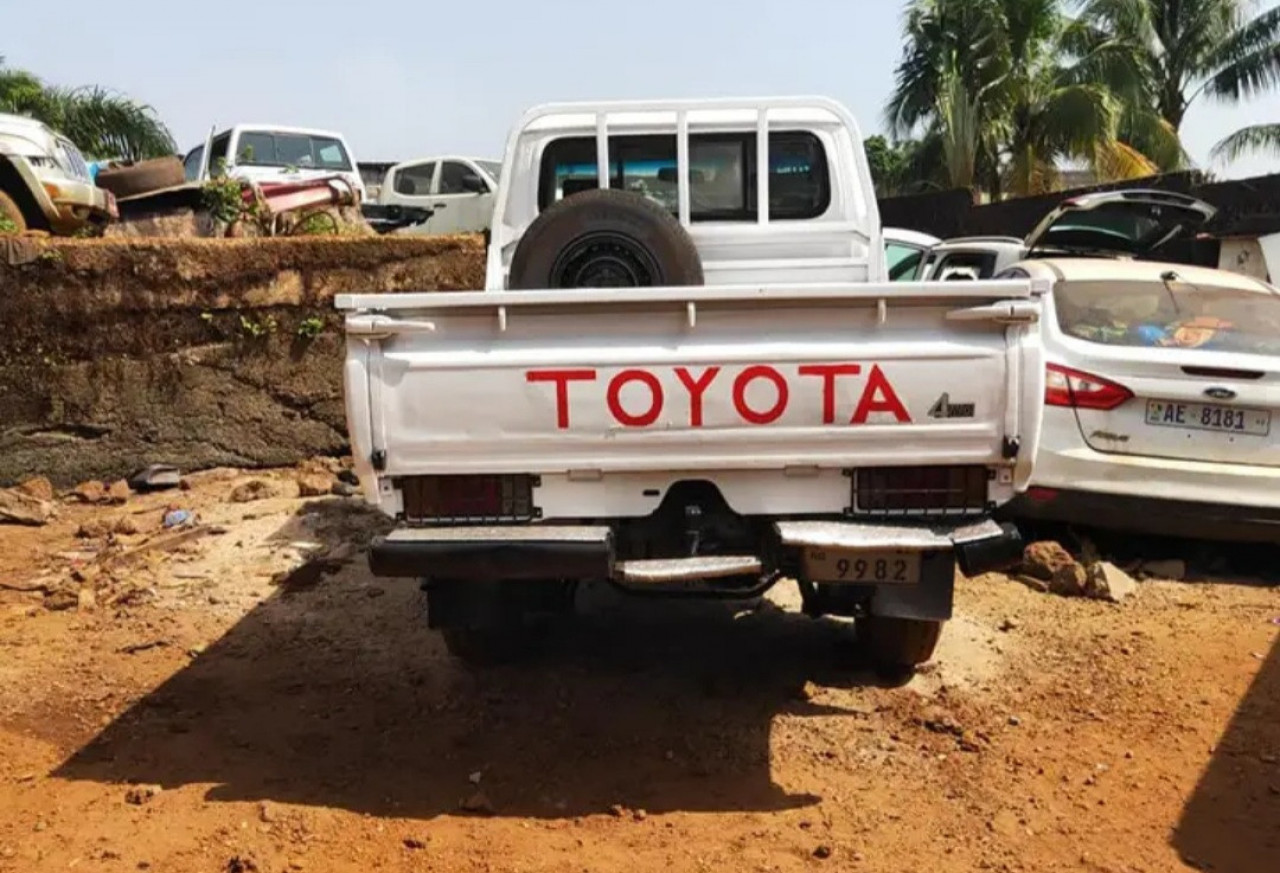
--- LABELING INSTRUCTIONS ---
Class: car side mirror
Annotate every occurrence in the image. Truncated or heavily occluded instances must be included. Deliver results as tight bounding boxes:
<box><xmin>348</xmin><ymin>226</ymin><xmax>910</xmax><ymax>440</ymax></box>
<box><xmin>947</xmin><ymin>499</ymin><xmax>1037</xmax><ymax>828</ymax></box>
<box><xmin>461</xmin><ymin>174</ymin><xmax>487</xmax><ymax>194</ymax></box>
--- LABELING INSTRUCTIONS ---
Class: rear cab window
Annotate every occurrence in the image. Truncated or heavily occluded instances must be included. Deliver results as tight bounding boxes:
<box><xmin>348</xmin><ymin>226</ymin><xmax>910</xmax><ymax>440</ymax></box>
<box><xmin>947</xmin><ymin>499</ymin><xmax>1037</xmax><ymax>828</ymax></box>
<box><xmin>234</xmin><ymin>131</ymin><xmax>353</xmax><ymax>171</ymax></box>
<box><xmin>1054</xmin><ymin>279</ymin><xmax>1280</xmax><ymax>355</ymax></box>
<box><xmin>537</xmin><ymin>131</ymin><xmax>830</xmax><ymax>221</ymax></box>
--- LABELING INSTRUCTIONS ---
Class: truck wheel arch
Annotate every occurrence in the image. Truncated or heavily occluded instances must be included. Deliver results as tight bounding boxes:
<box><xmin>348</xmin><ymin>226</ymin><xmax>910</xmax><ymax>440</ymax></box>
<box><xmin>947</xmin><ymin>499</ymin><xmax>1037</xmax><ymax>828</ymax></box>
<box><xmin>0</xmin><ymin>158</ymin><xmax>50</xmax><ymax>231</ymax></box>
<box><xmin>508</xmin><ymin>188</ymin><xmax>703</xmax><ymax>289</ymax></box>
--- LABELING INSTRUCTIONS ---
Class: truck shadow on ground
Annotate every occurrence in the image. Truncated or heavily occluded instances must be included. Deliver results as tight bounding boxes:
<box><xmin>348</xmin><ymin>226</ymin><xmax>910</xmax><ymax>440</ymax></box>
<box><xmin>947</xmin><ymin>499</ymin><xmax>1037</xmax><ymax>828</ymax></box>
<box><xmin>56</xmin><ymin>502</ymin><xmax>890</xmax><ymax>819</ymax></box>
<box><xmin>1172</xmin><ymin>632</ymin><xmax>1280</xmax><ymax>872</ymax></box>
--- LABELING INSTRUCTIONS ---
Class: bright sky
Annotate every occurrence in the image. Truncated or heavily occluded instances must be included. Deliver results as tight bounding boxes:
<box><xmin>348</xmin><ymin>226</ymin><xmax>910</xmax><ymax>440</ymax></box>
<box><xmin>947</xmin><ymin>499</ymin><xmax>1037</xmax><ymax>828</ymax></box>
<box><xmin>7</xmin><ymin>0</ymin><xmax>1279</xmax><ymax>180</ymax></box>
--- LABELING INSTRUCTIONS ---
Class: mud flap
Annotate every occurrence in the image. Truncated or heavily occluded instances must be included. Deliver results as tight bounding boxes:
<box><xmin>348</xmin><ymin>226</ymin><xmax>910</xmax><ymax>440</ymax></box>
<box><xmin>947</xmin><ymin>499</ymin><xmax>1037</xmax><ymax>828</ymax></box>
<box><xmin>869</xmin><ymin>549</ymin><xmax>956</xmax><ymax>622</ymax></box>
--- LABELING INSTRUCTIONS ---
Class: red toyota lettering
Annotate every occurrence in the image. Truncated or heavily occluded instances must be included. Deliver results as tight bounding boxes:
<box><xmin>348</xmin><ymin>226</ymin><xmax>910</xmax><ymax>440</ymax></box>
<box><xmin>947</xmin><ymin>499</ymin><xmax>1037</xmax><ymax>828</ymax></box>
<box><xmin>526</xmin><ymin>369</ymin><xmax>597</xmax><ymax>429</ymax></box>
<box><xmin>733</xmin><ymin>365</ymin><xmax>789</xmax><ymax>425</ymax></box>
<box><xmin>851</xmin><ymin>364</ymin><xmax>911</xmax><ymax>424</ymax></box>
<box><xmin>607</xmin><ymin>369</ymin><xmax>664</xmax><ymax>427</ymax></box>
<box><xmin>674</xmin><ymin>366</ymin><xmax>721</xmax><ymax>427</ymax></box>
<box><xmin>798</xmin><ymin>363</ymin><xmax>863</xmax><ymax>424</ymax></box>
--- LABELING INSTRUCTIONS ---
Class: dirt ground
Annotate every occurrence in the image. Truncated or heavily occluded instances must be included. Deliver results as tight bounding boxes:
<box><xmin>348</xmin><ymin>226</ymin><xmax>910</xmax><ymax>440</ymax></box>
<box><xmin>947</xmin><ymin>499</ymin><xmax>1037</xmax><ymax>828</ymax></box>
<box><xmin>0</xmin><ymin>469</ymin><xmax>1277</xmax><ymax>873</ymax></box>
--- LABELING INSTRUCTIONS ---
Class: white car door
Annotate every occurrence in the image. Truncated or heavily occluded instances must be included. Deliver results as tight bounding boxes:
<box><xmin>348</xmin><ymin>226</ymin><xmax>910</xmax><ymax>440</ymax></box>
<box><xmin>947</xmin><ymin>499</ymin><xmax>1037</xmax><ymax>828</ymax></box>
<box><xmin>431</xmin><ymin>160</ymin><xmax>493</xmax><ymax>234</ymax></box>
<box><xmin>380</xmin><ymin>161</ymin><xmax>438</xmax><ymax>234</ymax></box>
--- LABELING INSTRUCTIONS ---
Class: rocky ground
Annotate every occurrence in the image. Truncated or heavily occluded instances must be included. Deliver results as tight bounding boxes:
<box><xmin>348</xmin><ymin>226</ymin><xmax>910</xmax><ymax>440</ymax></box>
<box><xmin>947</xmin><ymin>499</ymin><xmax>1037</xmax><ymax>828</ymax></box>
<box><xmin>0</xmin><ymin>467</ymin><xmax>1277</xmax><ymax>873</ymax></box>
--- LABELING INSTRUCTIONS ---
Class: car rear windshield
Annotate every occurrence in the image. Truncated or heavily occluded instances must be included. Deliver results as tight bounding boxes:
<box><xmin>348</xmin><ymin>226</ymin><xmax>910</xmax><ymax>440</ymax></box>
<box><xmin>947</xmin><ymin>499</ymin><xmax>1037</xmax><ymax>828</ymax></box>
<box><xmin>538</xmin><ymin>131</ymin><xmax>830</xmax><ymax>221</ymax></box>
<box><xmin>1055</xmin><ymin>278</ymin><xmax>1280</xmax><ymax>355</ymax></box>
<box><xmin>235</xmin><ymin>132</ymin><xmax>352</xmax><ymax>171</ymax></box>
<box><xmin>1036</xmin><ymin>202</ymin><xmax>1205</xmax><ymax>256</ymax></box>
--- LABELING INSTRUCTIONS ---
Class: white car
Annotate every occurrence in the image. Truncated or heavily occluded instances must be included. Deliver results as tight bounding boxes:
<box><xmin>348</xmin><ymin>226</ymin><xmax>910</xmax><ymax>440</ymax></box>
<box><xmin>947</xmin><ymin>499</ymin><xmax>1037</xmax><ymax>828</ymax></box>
<box><xmin>376</xmin><ymin>155</ymin><xmax>500</xmax><ymax>235</ymax></box>
<box><xmin>0</xmin><ymin>112</ymin><xmax>116</xmax><ymax>234</ymax></box>
<box><xmin>183</xmin><ymin>124</ymin><xmax>366</xmax><ymax>201</ymax></box>
<box><xmin>884</xmin><ymin>227</ymin><xmax>940</xmax><ymax>281</ymax></box>
<box><xmin>1004</xmin><ymin>255</ymin><xmax>1280</xmax><ymax>541</ymax></box>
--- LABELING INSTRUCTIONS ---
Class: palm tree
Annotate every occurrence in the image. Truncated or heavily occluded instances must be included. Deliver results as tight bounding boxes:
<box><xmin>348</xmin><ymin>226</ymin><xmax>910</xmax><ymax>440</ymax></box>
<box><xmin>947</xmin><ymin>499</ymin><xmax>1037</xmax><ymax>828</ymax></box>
<box><xmin>1076</xmin><ymin>1</ymin><xmax>1280</xmax><ymax>164</ymax></box>
<box><xmin>887</xmin><ymin>0</ymin><xmax>1173</xmax><ymax>197</ymax></box>
<box><xmin>0</xmin><ymin>57</ymin><xmax>175</xmax><ymax>161</ymax></box>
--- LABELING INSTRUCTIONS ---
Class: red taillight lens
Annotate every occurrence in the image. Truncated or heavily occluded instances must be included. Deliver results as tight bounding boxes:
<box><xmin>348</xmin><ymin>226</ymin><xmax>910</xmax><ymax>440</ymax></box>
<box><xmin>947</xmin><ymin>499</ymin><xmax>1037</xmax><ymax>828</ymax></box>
<box><xmin>400</xmin><ymin>475</ymin><xmax>535</xmax><ymax>522</ymax></box>
<box><xmin>1045</xmin><ymin>364</ymin><xmax>1132</xmax><ymax>411</ymax></box>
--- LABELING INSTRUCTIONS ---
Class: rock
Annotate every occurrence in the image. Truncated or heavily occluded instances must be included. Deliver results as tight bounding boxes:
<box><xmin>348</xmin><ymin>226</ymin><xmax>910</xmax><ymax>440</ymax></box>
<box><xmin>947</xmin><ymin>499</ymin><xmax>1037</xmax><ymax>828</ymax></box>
<box><xmin>1021</xmin><ymin>541</ymin><xmax>1079</xmax><ymax>581</ymax></box>
<box><xmin>1013</xmin><ymin>574</ymin><xmax>1049</xmax><ymax>593</ymax></box>
<box><xmin>72</xmin><ymin>481</ymin><xmax>106</xmax><ymax>504</ymax></box>
<box><xmin>459</xmin><ymin>791</ymin><xmax>494</xmax><ymax>815</ymax></box>
<box><xmin>226</xmin><ymin>856</ymin><xmax>260</xmax><ymax>873</ymax></box>
<box><xmin>0</xmin><ymin>488</ymin><xmax>54</xmax><ymax>526</ymax></box>
<box><xmin>998</xmin><ymin>618</ymin><xmax>1019</xmax><ymax>632</ymax></box>
<box><xmin>124</xmin><ymin>784</ymin><xmax>161</xmax><ymax>805</ymax></box>
<box><xmin>609</xmin><ymin>804</ymin><xmax>626</xmax><ymax>818</ymax></box>
<box><xmin>257</xmin><ymin>801</ymin><xmax>277</xmax><ymax>823</ymax></box>
<box><xmin>77</xmin><ymin>586</ymin><xmax>97</xmax><ymax>612</ymax></box>
<box><xmin>633</xmin><ymin>808</ymin><xmax>648</xmax><ymax>821</ymax></box>
<box><xmin>331</xmin><ymin>482</ymin><xmax>358</xmax><ymax>498</ymax></box>
<box><xmin>105</xmin><ymin>480</ymin><xmax>131</xmax><ymax>504</ymax></box>
<box><xmin>1048</xmin><ymin>562</ymin><xmax>1088</xmax><ymax>598</ymax></box>
<box><xmin>229</xmin><ymin>480</ymin><xmax>280</xmax><ymax>503</ymax></box>
<box><xmin>1008</xmin><ymin>716</ymin><xmax>1022</xmax><ymax>727</ymax></box>
<box><xmin>1141</xmin><ymin>559</ymin><xmax>1186</xmax><ymax>581</ymax></box>
<box><xmin>43</xmin><ymin>587</ymin><xmax>79</xmax><ymax>611</ymax></box>
<box><xmin>337</xmin><ymin>469</ymin><xmax>359</xmax><ymax>486</ymax></box>
<box><xmin>296</xmin><ymin>474</ymin><xmax>334</xmax><ymax>498</ymax></box>
<box><xmin>113</xmin><ymin>515</ymin><xmax>140</xmax><ymax>535</ymax></box>
<box><xmin>1086</xmin><ymin>562</ymin><xmax>1138</xmax><ymax>603</ymax></box>
<box><xmin>796</xmin><ymin>680</ymin><xmax>821</xmax><ymax>702</ymax></box>
<box><xmin>403</xmin><ymin>837</ymin><xmax>428</xmax><ymax>850</ymax></box>
<box><xmin>127</xmin><ymin>464</ymin><xmax>181</xmax><ymax>493</ymax></box>
<box><xmin>15</xmin><ymin>476</ymin><xmax>54</xmax><ymax>502</ymax></box>
<box><xmin>813</xmin><ymin>845</ymin><xmax>833</xmax><ymax>860</ymax></box>
<box><xmin>76</xmin><ymin>519</ymin><xmax>111</xmax><ymax>539</ymax></box>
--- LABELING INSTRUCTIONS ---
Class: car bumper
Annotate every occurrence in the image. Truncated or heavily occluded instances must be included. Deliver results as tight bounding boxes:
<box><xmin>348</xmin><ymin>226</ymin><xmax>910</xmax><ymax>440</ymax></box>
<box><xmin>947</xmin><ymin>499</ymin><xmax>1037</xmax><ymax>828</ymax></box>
<box><xmin>367</xmin><ymin>518</ymin><xmax>1023</xmax><ymax>581</ymax></box>
<box><xmin>1004</xmin><ymin>487</ymin><xmax>1280</xmax><ymax>542</ymax></box>
<box><xmin>28</xmin><ymin>172</ymin><xmax>115</xmax><ymax>231</ymax></box>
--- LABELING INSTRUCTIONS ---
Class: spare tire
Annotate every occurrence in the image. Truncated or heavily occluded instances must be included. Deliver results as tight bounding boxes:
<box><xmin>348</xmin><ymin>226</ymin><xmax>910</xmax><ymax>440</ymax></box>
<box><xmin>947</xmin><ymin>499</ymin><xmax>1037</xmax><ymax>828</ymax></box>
<box><xmin>508</xmin><ymin>188</ymin><xmax>702</xmax><ymax>289</ymax></box>
<box><xmin>96</xmin><ymin>157</ymin><xmax>185</xmax><ymax>199</ymax></box>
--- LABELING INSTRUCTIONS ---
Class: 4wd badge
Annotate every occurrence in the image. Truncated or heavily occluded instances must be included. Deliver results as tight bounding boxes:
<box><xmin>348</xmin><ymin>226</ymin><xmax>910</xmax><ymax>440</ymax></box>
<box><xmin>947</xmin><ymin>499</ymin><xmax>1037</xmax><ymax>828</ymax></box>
<box><xmin>928</xmin><ymin>393</ymin><xmax>976</xmax><ymax>420</ymax></box>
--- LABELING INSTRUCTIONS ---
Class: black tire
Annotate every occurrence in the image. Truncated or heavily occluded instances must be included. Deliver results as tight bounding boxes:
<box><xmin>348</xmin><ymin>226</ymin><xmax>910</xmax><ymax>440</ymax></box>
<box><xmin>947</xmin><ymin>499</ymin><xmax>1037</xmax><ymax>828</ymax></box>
<box><xmin>508</xmin><ymin>188</ymin><xmax>703</xmax><ymax>289</ymax></box>
<box><xmin>96</xmin><ymin>157</ymin><xmax>185</xmax><ymax>199</ymax></box>
<box><xmin>0</xmin><ymin>189</ymin><xmax>26</xmax><ymax>233</ymax></box>
<box><xmin>860</xmin><ymin>616</ymin><xmax>943</xmax><ymax>675</ymax></box>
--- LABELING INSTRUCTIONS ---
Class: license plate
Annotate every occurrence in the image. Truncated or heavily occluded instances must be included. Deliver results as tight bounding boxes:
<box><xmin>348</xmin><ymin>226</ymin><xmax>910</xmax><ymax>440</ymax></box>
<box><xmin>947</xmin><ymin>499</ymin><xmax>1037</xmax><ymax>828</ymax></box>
<box><xmin>1145</xmin><ymin>400</ymin><xmax>1271</xmax><ymax>436</ymax></box>
<box><xmin>803</xmin><ymin>549</ymin><xmax>921</xmax><ymax>584</ymax></box>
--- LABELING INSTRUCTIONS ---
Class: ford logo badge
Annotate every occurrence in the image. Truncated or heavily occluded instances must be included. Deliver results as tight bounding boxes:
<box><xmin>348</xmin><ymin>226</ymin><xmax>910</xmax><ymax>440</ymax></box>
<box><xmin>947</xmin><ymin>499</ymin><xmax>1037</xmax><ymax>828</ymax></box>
<box><xmin>1204</xmin><ymin>387</ymin><xmax>1237</xmax><ymax>400</ymax></box>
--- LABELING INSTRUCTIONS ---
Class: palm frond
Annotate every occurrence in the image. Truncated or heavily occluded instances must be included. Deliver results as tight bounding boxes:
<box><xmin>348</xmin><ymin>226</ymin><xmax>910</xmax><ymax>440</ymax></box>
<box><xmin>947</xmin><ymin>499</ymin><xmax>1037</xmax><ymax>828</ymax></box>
<box><xmin>1202</xmin><ymin>7</ymin><xmax>1280</xmax><ymax>102</ymax></box>
<box><xmin>1210</xmin><ymin>122</ymin><xmax>1280</xmax><ymax>163</ymax></box>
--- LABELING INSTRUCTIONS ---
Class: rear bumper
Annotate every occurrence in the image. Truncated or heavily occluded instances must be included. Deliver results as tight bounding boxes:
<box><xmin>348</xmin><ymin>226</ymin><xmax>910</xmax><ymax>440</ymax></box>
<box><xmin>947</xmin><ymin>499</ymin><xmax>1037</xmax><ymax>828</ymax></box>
<box><xmin>367</xmin><ymin>517</ymin><xmax>1023</xmax><ymax>581</ymax></box>
<box><xmin>1003</xmin><ymin>488</ymin><xmax>1280</xmax><ymax>543</ymax></box>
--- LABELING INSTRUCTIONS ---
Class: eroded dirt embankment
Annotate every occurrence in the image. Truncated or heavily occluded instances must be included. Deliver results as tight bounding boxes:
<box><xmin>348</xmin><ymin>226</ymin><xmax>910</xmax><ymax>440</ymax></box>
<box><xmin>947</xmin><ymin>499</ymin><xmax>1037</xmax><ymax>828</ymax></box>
<box><xmin>0</xmin><ymin>236</ymin><xmax>486</xmax><ymax>486</ymax></box>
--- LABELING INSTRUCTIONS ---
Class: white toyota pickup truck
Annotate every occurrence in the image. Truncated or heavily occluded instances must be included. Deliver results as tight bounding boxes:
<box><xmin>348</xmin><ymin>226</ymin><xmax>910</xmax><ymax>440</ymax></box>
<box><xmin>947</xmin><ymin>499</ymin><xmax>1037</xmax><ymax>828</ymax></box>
<box><xmin>337</xmin><ymin>98</ymin><xmax>1046</xmax><ymax>674</ymax></box>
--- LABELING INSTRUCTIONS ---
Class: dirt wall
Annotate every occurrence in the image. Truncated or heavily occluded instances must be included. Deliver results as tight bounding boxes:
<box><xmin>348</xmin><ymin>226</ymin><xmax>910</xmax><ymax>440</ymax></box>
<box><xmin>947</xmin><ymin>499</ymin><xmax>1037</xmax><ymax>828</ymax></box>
<box><xmin>0</xmin><ymin>235</ymin><xmax>486</xmax><ymax>486</ymax></box>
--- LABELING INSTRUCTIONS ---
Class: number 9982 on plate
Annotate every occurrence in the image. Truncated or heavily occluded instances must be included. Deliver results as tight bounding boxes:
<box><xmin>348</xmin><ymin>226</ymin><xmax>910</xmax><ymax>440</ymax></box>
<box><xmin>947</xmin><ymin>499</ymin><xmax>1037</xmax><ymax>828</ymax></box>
<box><xmin>802</xmin><ymin>549</ymin><xmax>922</xmax><ymax>584</ymax></box>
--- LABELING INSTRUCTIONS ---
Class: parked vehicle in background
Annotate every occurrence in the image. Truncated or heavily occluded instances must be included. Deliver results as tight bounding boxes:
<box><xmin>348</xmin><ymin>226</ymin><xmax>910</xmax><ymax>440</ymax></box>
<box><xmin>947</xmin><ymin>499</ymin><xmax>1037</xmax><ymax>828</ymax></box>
<box><xmin>885</xmin><ymin>227</ymin><xmax>939</xmax><ymax>280</ymax></box>
<box><xmin>0</xmin><ymin>112</ymin><xmax>117</xmax><ymax>234</ymax></box>
<box><xmin>1003</xmin><ymin>258</ymin><xmax>1280</xmax><ymax>542</ymax></box>
<box><xmin>338</xmin><ymin>97</ymin><xmax>1043</xmax><ymax>675</ymax></box>
<box><xmin>918</xmin><ymin>190</ymin><xmax>1217</xmax><ymax>281</ymax></box>
<box><xmin>183</xmin><ymin>124</ymin><xmax>367</xmax><ymax>201</ymax></box>
<box><xmin>376</xmin><ymin>155</ymin><xmax>500</xmax><ymax>235</ymax></box>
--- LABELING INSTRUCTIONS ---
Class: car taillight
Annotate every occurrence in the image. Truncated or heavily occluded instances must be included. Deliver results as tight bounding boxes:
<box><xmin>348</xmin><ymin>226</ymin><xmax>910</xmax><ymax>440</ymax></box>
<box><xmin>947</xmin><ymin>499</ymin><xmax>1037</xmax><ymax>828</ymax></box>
<box><xmin>399</xmin><ymin>475</ymin><xmax>536</xmax><ymax>523</ymax></box>
<box><xmin>1045</xmin><ymin>364</ymin><xmax>1132</xmax><ymax>411</ymax></box>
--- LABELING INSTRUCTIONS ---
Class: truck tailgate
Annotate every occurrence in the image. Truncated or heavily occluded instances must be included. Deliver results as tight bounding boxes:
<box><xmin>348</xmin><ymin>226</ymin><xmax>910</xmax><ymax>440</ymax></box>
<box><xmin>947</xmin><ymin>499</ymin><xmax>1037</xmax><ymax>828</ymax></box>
<box><xmin>338</xmin><ymin>281</ymin><xmax>1045</xmax><ymax>487</ymax></box>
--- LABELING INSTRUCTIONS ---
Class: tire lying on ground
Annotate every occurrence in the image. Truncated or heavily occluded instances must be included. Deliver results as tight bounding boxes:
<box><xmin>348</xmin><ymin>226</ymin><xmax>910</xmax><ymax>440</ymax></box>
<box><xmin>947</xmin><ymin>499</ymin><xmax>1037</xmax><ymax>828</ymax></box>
<box><xmin>508</xmin><ymin>188</ymin><xmax>703</xmax><ymax>289</ymax></box>
<box><xmin>95</xmin><ymin>156</ymin><xmax>186</xmax><ymax>199</ymax></box>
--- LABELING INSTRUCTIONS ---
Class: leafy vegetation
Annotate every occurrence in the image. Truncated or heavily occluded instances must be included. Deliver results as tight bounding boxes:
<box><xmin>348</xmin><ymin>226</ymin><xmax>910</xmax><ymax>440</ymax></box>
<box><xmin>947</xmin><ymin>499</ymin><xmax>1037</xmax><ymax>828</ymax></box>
<box><xmin>0</xmin><ymin>56</ymin><xmax>175</xmax><ymax>161</ymax></box>
<box><xmin>880</xmin><ymin>0</ymin><xmax>1280</xmax><ymax>196</ymax></box>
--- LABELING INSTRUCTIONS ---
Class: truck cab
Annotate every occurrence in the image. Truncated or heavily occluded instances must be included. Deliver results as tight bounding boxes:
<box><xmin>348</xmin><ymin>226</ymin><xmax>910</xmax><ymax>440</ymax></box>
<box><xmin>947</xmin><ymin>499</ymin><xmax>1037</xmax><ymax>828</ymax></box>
<box><xmin>183</xmin><ymin>124</ymin><xmax>366</xmax><ymax>202</ymax></box>
<box><xmin>338</xmin><ymin>97</ymin><xmax>1043</xmax><ymax>675</ymax></box>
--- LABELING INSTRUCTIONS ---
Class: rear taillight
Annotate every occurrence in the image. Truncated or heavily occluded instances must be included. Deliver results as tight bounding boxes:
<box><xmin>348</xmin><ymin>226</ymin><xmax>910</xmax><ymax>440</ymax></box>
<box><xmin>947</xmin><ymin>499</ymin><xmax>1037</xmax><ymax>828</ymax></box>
<box><xmin>1045</xmin><ymin>364</ymin><xmax>1132</xmax><ymax>411</ymax></box>
<box><xmin>853</xmin><ymin>465</ymin><xmax>989</xmax><ymax>517</ymax></box>
<box><xmin>400</xmin><ymin>475</ymin><xmax>536</xmax><ymax>523</ymax></box>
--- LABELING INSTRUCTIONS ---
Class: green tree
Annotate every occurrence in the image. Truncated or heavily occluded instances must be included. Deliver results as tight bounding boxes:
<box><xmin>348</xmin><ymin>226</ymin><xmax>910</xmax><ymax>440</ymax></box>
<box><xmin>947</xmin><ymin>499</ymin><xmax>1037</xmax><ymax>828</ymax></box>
<box><xmin>0</xmin><ymin>56</ymin><xmax>175</xmax><ymax>160</ymax></box>
<box><xmin>886</xmin><ymin>0</ymin><xmax>1173</xmax><ymax>197</ymax></box>
<box><xmin>1076</xmin><ymin>1</ymin><xmax>1280</xmax><ymax>165</ymax></box>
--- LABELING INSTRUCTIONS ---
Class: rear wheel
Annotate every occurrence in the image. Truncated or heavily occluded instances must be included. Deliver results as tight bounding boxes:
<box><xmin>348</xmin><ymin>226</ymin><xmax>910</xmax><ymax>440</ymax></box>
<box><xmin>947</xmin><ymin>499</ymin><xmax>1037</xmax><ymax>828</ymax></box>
<box><xmin>440</xmin><ymin>625</ymin><xmax>543</xmax><ymax>666</ymax></box>
<box><xmin>860</xmin><ymin>616</ymin><xmax>943</xmax><ymax>676</ymax></box>
<box><xmin>0</xmin><ymin>189</ymin><xmax>27</xmax><ymax>233</ymax></box>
